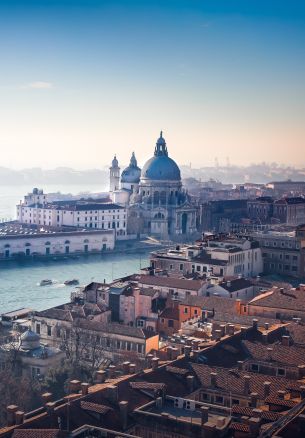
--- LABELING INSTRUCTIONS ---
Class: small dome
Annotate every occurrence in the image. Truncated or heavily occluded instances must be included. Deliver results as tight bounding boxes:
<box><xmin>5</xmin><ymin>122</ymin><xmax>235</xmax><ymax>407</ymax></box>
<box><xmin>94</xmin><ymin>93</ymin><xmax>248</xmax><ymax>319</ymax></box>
<box><xmin>141</xmin><ymin>132</ymin><xmax>181</xmax><ymax>181</ymax></box>
<box><xmin>20</xmin><ymin>329</ymin><xmax>40</xmax><ymax>350</ymax></box>
<box><xmin>121</xmin><ymin>152</ymin><xmax>141</xmax><ymax>184</ymax></box>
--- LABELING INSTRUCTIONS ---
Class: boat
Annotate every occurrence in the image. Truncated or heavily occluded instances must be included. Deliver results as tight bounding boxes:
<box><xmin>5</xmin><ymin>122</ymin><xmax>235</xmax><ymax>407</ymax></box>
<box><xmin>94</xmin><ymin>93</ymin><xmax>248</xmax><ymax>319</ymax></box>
<box><xmin>64</xmin><ymin>279</ymin><xmax>79</xmax><ymax>286</ymax></box>
<box><xmin>39</xmin><ymin>279</ymin><xmax>53</xmax><ymax>286</ymax></box>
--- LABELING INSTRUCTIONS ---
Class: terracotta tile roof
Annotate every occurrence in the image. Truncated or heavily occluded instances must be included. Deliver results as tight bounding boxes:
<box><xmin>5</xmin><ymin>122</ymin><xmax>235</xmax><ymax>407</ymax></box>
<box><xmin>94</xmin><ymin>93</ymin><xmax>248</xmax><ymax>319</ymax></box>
<box><xmin>138</xmin><ymin>275</ymin><xmax>204</xmax><ymax>291</ymax></box>
<box><xmin>75</xmin><ymin>319</ymin><xmax>157</xmax><ymax>339</ymax></box>
<box><xmin>165</xmin><ymin>366</ymin><xmax>189</xmax><ymax>376</ymax></box>
<box><xmin>230</xmin><ymin>422</ymin><xmax>250</xmax><ymax>432</ymax></box>
<box><xmin>218</xmin><ymin>278</ymin><xmax>253</xmax><ymax>293</ymax></box>
<box><xmin>285</xmin><ymin>323</ymin><xmax>305</xmax><ymax>345</ymax></box>
<box><xmin>35</xmin><ymin>308</ymin><xmax>73</xmax><ymax>322</ymax></box>
<box><xmin>159</xmin><ymin>306</ymin><xmax>179</xmax><ymax>320</ymax></box>
<box><xmin>231</xmin><ymin>406</ymin><xmax>282</xmax><ymax>421</ymax></box>
<box><xmin>80</xmin><ymin>401</ymin><xmax>111</xmax><ymax>414</ymax></box>
<box><xmin>180</xmin><ymin>295</ymin><xmax>237</xmax><ymax>313</ymax></box>
<box><xmin>129</xmin><ymin>382</ymin><xmax>165</xmax><ymax>390</ymax></box>
<box><xmin>249</xmin><ymin>287</ymin><xmax>305</xmax><ymax>312</ymax></box>
<box><xmin>12</xmin><ymin>431</ymin><xmax>66</xmax><ymax>438</ymax></box>
<box><xmin>264</xmin><ymin>396</ymin><xmax>297</xmax><ymax>408</ymax></box>
<box><xmin>192</xmin><ymin>364</ymin><xmax>304</xmax><ymax>399</ymax></box>
<box><xmin>242</xmin><ymin>339</ymin><xmax>305</xmax><ymax>367</ymax></box>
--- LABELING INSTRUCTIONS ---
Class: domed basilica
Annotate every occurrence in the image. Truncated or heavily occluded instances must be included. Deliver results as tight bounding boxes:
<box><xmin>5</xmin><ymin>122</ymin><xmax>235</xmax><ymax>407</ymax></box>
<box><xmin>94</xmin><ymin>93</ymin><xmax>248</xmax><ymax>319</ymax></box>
<box><xmin>109</xmin><ymin>132</ymin><xmax>198</xmax><ymax>239</ymax></box>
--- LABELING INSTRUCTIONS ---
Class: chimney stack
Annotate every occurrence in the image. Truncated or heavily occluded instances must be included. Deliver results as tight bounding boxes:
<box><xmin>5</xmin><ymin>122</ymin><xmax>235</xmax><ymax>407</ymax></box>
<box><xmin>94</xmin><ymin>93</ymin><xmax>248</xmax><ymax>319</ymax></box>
<box><xmin>129</xmin><ymin>363</ymin><xmax>136</xmax><ymax>374</ymax></box>
<box><xmin>119</xmin><ymin>401</ymin><xmax>129</xmax><ymax>430</ymax></box>
<box><xmin>122</xmin><ymin>361</ymin><xmax>131</xmax><ymax>374</ymax></box>
<box><xmin>108</xmin><ymin>365</ymin><xmax>116</xmax><ymax>379</ymax></box>
<box><xmin>107</xmin><ymin>385</ymin><xmax>118</xmax><ymax>404</ymax></box>
<box><xmin>210</xmin><ymin>372</ymin><xmax>217</xmax><ymax>387</ymax></box>
<box><xmin>201</xmin><ymin>406</ymin><xmax>209</xmax><ymax>426</ymax></box>
<box><xmin>250</xmin><ymin>393</ymin><xmax>259</xmax><ymax>408</ymax></box>
<box><xmin>69</xmin><ymin>380</ymin><xmax>81</xmax><ymax>394</ymax></box>
<box><xmin>95</xmin><ymin>370</ymin><xmax>106</xmax><ymax>383</ymax></box>
<box><xmin>41</xmin><ymin>392</ymin><xmax>52</xmax><ymax>404</ymax></box>
<box><xmin>6</xmin><ymin>405</ymin><xmax>18</xmax><ymax>426</ymax></box>
<box><xmin>152</xmin><ymin>357</ymin><xmax>159</xmax><ymax>371</ymax></box>
<box><xmin>263</xmin><ymin>381</ymin><xmax>271</xmax><ymax>399</ymax></box>
<box><xmin>146</xmin><ymin>353</ymin><xmax>154</xmax><ymax>368</ymax></box>
<box><xmin>282</xmin><ymin>335</ymin><xmax>290</xmax><ymax>347</ymax></box>
<box><xmin>243</xmin><ymin>375</ymin><xmax>251</xmax><ymax>394</ymax></box>
<box><xmin>277</xmin><ymin>390</ymin><xmax>286</xmax><ymax>399</ymax></box>
<box><xmin>186</xmin><ymin>375</ymin><xmax>195</xmax><ymax>393</ymax></box>
<box><xmin>184</xmin><ymin>346</ymin><xmax>192</xmax><ymax>358</ymax></box>
<box><xmin>46</xmin><ymin>402</ymin><xmax>56</xmax><ymax>416</ymax></box>
<box><xmin>15</xmin><ymin>411</ymin><xmax>25</xmax><ymax>426</ymax></box>
<box><xmin>237</xmin><ymin>361</ymin><xmax>244</xmax><ymax>371</ymax></box>
<box><xmin>252</xmin><ymin>319</ymin><xmax>258</xmax><ymax>330</ymax></box>
<box><xmin>81</xmin><ymin>383</ymin><xmax>90</xmax><ymax>396</ymax></box>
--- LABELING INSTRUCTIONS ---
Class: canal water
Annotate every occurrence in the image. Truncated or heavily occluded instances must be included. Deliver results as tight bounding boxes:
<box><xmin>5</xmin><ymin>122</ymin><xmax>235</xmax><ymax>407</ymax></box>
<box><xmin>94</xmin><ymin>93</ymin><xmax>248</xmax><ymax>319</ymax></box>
<box><xmin>0</xmin><ymin>251</ymin><xmax>149</xmax><ymax>314</ymax></box>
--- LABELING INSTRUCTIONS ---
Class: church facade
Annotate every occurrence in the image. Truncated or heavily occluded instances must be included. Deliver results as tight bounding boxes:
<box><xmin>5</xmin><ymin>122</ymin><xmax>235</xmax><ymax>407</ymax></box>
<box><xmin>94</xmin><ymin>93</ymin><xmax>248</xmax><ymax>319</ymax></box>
<box><xmin>109</xmin><ymin>132</ymin><xmax>198</xmax><ymax>239</ymax></box>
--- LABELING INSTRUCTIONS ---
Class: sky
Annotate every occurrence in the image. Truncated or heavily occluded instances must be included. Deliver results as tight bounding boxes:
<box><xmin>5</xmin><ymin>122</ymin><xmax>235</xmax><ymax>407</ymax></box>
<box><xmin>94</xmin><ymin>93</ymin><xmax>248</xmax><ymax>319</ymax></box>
<box><xmin>0</xmin><ymin>0</ymin><xmax>305</xmax><ymax>169</ymax></box>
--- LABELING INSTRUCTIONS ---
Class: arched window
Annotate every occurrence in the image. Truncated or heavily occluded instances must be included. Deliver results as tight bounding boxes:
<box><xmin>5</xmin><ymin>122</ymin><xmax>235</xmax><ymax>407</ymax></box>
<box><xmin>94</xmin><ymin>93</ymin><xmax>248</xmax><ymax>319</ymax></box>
<box><xmin>4</xmin><ymin>244</ymin><xmax>10</xmax><ymax>248</ymax></box>
<box><xmin>160</xmin><ymin>191</ymin><xmax>167</xmax><ymax>205</ymax></box>
<box><xmin>84</xmin><ymin>239</ymin><xmax>89</xmax><ymax>243</ymax></box>
<box><xmin>25</xmin><ymin>242</ymin><xmax>31</xmax><ymax>247</ymax></box>
<box><xmin>153</xmin><ymin>191</ymin><xmax>160</xmax><ymax>204</ymax></box>
<box><xmin>65</xmin><ymin>240</ymin><xmax>70</xmax><ymax>244</ymax></box>
<box><xmin>45</xmin><ymin>241</ymin><xmax>51</xmax><ymax>246</ymax></box>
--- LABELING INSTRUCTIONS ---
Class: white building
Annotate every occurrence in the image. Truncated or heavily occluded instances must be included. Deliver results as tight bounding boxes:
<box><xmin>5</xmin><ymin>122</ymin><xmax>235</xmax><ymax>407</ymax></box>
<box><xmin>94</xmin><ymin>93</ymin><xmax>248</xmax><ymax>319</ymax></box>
<box><xmin>16</xmin><ymin>193</ymin><xmax>128</xmax><ymax>240</ymax></box>
<box><xmin>0</xmin><ymin>224</ymin><xmax>115</xmax><ymax>259</ymax></box>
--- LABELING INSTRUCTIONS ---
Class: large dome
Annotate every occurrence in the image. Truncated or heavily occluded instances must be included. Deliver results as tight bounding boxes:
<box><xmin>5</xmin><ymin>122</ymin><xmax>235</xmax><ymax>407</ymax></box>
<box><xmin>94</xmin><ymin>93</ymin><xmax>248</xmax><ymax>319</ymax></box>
<box><xmin>121</xmin><ymin>152</ymin><xmax>141</xmax><ymax>184</ymax></box>
<box><xmin>141</xmin><ymin>132</ymin><xmax>181</xmax><ymax>182</ymax></box>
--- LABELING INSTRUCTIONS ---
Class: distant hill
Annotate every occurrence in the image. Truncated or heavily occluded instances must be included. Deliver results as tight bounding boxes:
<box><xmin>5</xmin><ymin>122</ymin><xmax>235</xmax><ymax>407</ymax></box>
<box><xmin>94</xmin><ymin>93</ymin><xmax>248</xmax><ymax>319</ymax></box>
<box><xmin>0</xmin><ymin>164</ymin><xmax>304</xmax><ymax>186</ymax></box>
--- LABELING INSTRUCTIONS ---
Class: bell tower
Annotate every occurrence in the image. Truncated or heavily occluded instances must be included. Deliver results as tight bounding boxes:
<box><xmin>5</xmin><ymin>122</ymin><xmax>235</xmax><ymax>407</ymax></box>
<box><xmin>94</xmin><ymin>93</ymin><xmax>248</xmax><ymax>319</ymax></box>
<box><xmin>109</xmin><ymin>155</ymin><xmax>120</xmax><ymax>192</ymax></box>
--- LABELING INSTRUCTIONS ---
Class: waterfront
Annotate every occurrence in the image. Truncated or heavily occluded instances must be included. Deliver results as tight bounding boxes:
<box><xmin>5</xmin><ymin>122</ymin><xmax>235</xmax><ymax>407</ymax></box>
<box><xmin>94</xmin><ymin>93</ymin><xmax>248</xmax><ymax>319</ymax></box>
<box><xmin>0</xmin><ymin>251</ymin><xmax>149</xmax><ymax>314</ymax></box>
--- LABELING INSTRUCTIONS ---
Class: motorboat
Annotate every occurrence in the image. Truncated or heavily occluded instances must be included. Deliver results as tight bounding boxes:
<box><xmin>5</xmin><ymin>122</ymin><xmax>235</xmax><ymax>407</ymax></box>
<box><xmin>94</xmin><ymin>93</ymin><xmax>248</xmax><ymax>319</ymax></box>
<box><xmin>64</xmin><ymin>279</ymin><xmax>79</xmax><ymax>286</ymax></box>
<box><xmin>39</xmin><ymin>279</ymin><xmax>53</xmax><ymax>286</ymax></box>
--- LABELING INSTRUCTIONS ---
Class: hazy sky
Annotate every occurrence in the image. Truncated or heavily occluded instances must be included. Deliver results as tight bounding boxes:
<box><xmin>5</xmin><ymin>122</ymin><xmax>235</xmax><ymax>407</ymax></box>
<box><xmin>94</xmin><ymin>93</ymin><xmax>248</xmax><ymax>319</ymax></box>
<box><xmin>0</xmin><ymin>0</ymin><xmax>305</xmax><ymax>169</ymax></box>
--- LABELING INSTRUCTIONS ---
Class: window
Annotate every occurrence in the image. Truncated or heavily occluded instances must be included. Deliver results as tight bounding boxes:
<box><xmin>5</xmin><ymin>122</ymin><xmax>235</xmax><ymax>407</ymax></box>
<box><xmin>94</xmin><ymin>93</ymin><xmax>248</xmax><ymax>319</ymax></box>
<box><xmin>169</xmin><ymin>289</ymin><xmax>174</xmax><ymax>295</ymax></box>
<box><xmin>36</xmin><ymin>323</ymin><xmax>41</xmax><ymax>335</ymax></box>
<box><xmin>232</xmin><ymin>399</ymin><xmax>240</xmax><ymax>405</ymax></box>
<box><xmin>168</xmin><ymin>319</ymin><xmax>174</xmax><ymax>328</ymax></box>
<box><xmin>251</xmin><ymin>363</ymin><xmax>259</xmax><ymax>372</ymax></box>
<box><xmin>200</xmin><ymin>392</ymin><xmax>209</xmax><ymax>402</ymax></box>
<box><xmin>194</xmin><ymin>309</ymin><xmax>198</xmax><ymax>315</ymax></box>
<box><xmin>184</xmin><ymin>307</ymin><xmax>188</xmax><ymax>314</ymax></box>
<box><xmin>47</xmin><ymin>326</ymin><xmax>52</xmax><ymax>336</ymax></box>
<box><xmin>215</xmin><ymin>395</ymin><xmax>224</xmax><ymax>405</ymax></box>
<box><xmin>179</xmin><ymin>263</ymin><xmax>184</xmax><ymax>271</ymax></box>
<box><xmin>277</xmin><ymin>368</ymin><xmax>286</xmax><ymax>376</ymax></box>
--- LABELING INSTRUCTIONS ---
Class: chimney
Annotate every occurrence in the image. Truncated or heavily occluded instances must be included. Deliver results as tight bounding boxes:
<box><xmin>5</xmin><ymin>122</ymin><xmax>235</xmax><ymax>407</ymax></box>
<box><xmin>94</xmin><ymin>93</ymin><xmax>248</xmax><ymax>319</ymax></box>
<box><xmin>171</xmin><ymin>347</ymin><xmax>179</xmax><ymax>359</ymax></box>
<box><xmin>129</xmin><ymin>363</ymin><xmax>136</xmax><ymax>374</ymax></box>
<box><xmin>219</xmin><ymin>324</ymin><xmax>226</xmax><ymax>337</ymax></box>
<box><xmin>201</xmin><ymin>406</ymin><xmax>209</xmax><ymax>426</ymax></box>
<box><xmin>227</xmin><ymin>324</ymin><xmax>235</xmax><ymax>336</ymax></box>
<box><xmin>252</xmin><ymin>408</ymin><xmax>263</xmax><ymax>418</ymax></box>
<box><xmin>122</xmin><ymin>361</ymin><xmax>131</xmax><ymax>374</ymax></box>
<box><xmin>210</xmin><ymin>372</ymin><xmax>217</xmax><ymax>387</ymax></box>
<box><xmin>263</xmin><ymin>381</ymin><xmax>271</xmax><ymax>399</ymax></box>
<box><xmin>240</xmin><ymin>326</ymin><xmax>248</xmax><ymax>338</ymax></box>
<box><xmin>250</xmin><ymin>392</ymin><xmax>259</xmax><ymax>408</ymax></box>
<box><xmin>152</xmin><ymin>357</ymin><xmax>159</xmax><ymax>371</ymax></box>
<box><xmin>81</xmin><ymin>383</ymin><xmax>90</xmax><ymax>396</ymax></box>
<box><xmin>15</xmin><ymin>411</ymin><xmax>24</xmax><ymax>426</ymax></box>
<box><xmin>186</xmin><ymin>375</ymin><xmax>195</xmax><ymax>393</ymax></box>
<box><xmin>146</xmin><ymin>353</ymin><xmax>154</xmax><ymax>367</ymax></box>
<box><xmin>214</xmin><ymin>329</ymin><xmax>222</xmax><ymax>341</ymax></box>
<box><xmin>217</xmin><ymin>416</ymin><xmax>226</xmax><ymax>428</ymax></box>
<box><xmin>243</xmin><ymin>375</ymin><xmax>251</xmax><ymax>394</ymax></box>
<box><xmin>249</xmin><ymin>417</ymin><xmax>261</xmax><ymax>435</ymax></box>
<box><xmin>156</xmin><ymin>397</ymin><xmax>163</xmax><ymax>409</ymax></box>
<box><xmin>262</xmin><ymin>332</ymin><xmax>269</xmax><ymax>344</ymax></box>
<box><xmin>107</xmin><ymin>385</ymin><xmax>118</xmax><ymax>404</ymax></box>
<box><xmin>282</xmin><ymin>335</ymin><xmax>290</xmax><ymax>346</ymax></box>
<box><xmin>277</xmin><ymin>390</ymin><xmax>286</xmax><ymax>399</ymax></box>
<box><xmin>119</xmin><ymin>401</ymin><xmax>129</xmax><ymax>430</ymax></box>
<box><xmin>264</xmin><ymin>322</ymin><xmax>269</xmax><ymax>331</ymax></box>
<box><xmin>252</xmin><ymin>319</ymin><xmax>258</xmax><ymax>330</ymax></box>
<box><xmin>95</xmin><ymin>370</ymin><xmax>106</xmax><ymax>383</ymax></box>
<box><xmin>69</xmin><ymin>380</ymin><xmax>81</xmax><ymax>394</ymax></box>
<box><xmin>184</xmin><ymin>345</ymin><xmax>192</xmax><ymax>358</ymax></box>
<box><xmin>42</xmin><ymin>392</ymin><xmax>52</xmax><ymax>404</ymax></box>
<box><xmin>108</xmin><ymin>365</ymin><xmax>116</xmax><ymax>379</ymax></box>
<box><xmin>46</xmin><ymin>402</ymin><xmax>56</xmax><ymax>416</ymax></box>
<box><xmin>237</xmin><ymin>361</ymin><xmax>244</xmax><ymax>371</ymax></box>
<box><xmin>6</xmin><ymin>405</ymin><xmax>18</xmax><ymax>426</ymax></box>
